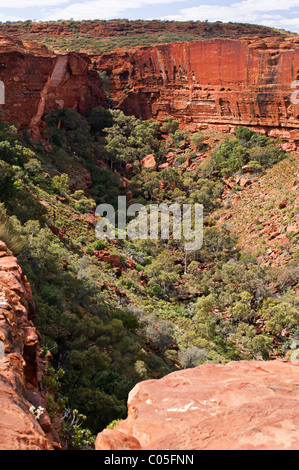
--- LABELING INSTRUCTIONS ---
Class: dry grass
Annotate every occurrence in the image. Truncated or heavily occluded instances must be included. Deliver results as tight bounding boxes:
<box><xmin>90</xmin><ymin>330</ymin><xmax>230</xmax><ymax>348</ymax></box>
<box><xmin>0</xmin><ymin>208</ymin><xmax>24</xmax><ymax>255</ymax></box>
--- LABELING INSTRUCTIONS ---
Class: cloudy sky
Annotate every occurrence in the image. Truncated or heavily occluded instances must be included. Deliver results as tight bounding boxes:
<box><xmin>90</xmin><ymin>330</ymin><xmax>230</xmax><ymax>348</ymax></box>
<box><xmin>0</xmin><ymin>0</ymin><xmax>298</xmax><ymax>33</ymax></box>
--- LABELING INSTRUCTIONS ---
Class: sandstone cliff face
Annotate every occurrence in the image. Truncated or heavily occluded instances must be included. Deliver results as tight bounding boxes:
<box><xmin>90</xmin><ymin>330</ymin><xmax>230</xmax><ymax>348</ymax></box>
<box><xmin>96</xmin><ymin>360</ymin><xmax>299</xmax><ymax>450</ymax></box>
<box><xmin>0</xmin><ymin>34</ymin><xmax>106</xmax><ymax>138</ymax></box>
<box><xmin>95</xmin><ymin>37</ymin><xmax>299</xmax><ymax>138</ymax></box>
<box><xmin>0</xmin><ymin>241</ymin><xmax>58</xmax><ymax>450</ymax></box>
<box><xmin>1</xmin><ymin>32</ymin><xmax>298</xmax><ymax>146</ymax></box>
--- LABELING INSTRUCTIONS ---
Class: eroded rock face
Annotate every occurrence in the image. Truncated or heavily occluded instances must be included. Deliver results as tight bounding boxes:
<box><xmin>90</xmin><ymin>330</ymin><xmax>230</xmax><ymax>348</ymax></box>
<box><xmin>0</xmin><ymin>241</ymin><xmax>58</xmax><ymax>450</ymax></box>
<box><xmin>95</xmin><ymin>37</ymin><xmax>299</xmax><ymax>139</ymax></box>
<box><xmin>0</xmin><ymin>33</ymin><xmax>106</xmax><ymax>138</ymax></box>
<box><xmin>95</xmin><ymin>360</ymin><xmax>299</xmax><ymax>450</ymax></box>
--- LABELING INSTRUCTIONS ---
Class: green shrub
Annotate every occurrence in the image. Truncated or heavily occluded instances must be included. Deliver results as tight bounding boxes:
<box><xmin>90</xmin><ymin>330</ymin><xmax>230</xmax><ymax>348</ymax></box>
<box><xmin>86</xmin><ymin>240</ymin><xmax>108</xmax><ymax>253</ymax></box>
<box><xmin>0</xmin><ymin>205</ymin><xmax>24</xmax><ymax>254</ymax></box>
<box><xmin>190</xmin><ymin>131</ymin><xmax>205</xmax><ymax>150</ymax></box>
<box><xmin>211</xmin><ymin>127</ymin><xmax>286</xmax><ymax>174</ymax></box>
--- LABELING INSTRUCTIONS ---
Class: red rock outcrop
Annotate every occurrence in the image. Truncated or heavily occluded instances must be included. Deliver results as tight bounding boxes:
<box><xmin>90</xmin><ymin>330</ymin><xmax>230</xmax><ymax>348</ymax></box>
<box><xmin>95</xmin><ymin>37</ymin><xmax>299</xmax><ymax>141</ymax></box>
<box><xmin>0</xmin><ymin>34</ymin><xmax>106</xmax><ymax>138</ymax></box>
<box><xmin>95</xmin><ymin>360</ymin><xmax>299</xmax><ymax>450</ymax></box>
<box><xmin>140</xmin><ymin>153</ymin><xmax>157</xmax><ymax>169</ymax></box>
<box><xmin>0</xmin><ymin>241</ymin><xmax>59</xmax><ymax>450</ymax></box>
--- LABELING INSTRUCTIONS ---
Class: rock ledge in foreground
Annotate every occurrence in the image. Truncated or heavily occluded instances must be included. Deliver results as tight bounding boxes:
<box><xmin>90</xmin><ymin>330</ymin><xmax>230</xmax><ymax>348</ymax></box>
<box><xmin>96</xmin><ymin>360</ymin><xmax>299</xmax><ymax>450</ymax></box>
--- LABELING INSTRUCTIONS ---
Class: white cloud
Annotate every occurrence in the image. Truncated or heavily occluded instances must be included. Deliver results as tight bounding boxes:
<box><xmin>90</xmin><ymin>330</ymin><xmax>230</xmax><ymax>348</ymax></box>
<box><xmin>0</xmin><ymin>14</ymin><xmax>24</xmax><ymax>22</ymax></box>
<box><xmin>41</xmin><ymin>0</ymin><xmax>189</xmax><ymax>21</ymax></box>
<box><xmin>160</xmin><ymin>0</ymin><xmax>299</xmax><ymax>34</ymax></box>
<box><xmin>0</xmin><ymin>0</ymin><xmax>69</xmax><ymax>7</ymax></box>
<box><xmin>235</xmin><ymin>0</ymin><xmax>299</xmax><ymax>12</ymax></box>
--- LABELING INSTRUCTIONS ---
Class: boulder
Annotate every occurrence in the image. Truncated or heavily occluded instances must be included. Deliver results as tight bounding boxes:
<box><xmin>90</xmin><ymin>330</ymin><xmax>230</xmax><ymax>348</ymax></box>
<box><xmin>278</xmin><ymin>199</ymin><xmax>288</xmax><ymax>209</ymax></box>
<box><xmin>96</xmin><ymin>360</ymin><xmax>299</xmax><ymax>450</ymax></box>
<box><xmin>140</xmin><ymin>154</ymin><xmax>157</xmax><ymax>169</ymax></box>
<box><xmin>97</xmin><ymin>249</ymin><xmax>121</xmax><ymax>268</ymax></box>
<box><xmin>95</xmin><ymin>429</ymin><xmax>141</xmax><ymax>451</ymax></box>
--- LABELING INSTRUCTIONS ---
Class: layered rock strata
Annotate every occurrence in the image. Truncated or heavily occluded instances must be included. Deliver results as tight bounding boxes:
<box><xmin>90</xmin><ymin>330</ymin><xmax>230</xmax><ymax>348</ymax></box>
<box><xmin>0</xmin><ymin>34</ymin><xmax>106</xmax><ymax>138</ymax></box>
<box><xmin>94</xmin><ymin>37</ymin><xmax>299</xmax><ymax>146</ymax></box>
<box><xmin>0</xmin><ymin>241</ymin><xmax>58</xmax><ymax>450</ymax></box>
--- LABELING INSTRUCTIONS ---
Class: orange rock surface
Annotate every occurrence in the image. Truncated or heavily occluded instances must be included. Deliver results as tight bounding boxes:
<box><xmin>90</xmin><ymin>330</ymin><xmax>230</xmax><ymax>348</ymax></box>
<box><xmin>140</xmin><ymin>153</ymin><xmax>157</xmax><ymax>169</ymax></box>
<box><xmin>96</xmin><ymin>360</ymin><xmax>299</xmax><ymax>450</ymax></box>
<box><xmin>95</xmin><ymin>37</ymin><xmax>299</xmax><ymax>140</ymax></box>
<box><xmin>0</xmin><ymin>34</ymin><xmax>106</xmax><ymax>138</ymax></box>
<box><xmin>0</xmin><ymin>241</ymin><xmax>58</xmax><ymax>450</ymax></box>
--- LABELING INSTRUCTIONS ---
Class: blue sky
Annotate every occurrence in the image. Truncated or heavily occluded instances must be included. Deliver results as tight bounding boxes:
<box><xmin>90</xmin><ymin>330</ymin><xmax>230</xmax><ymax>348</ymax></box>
<box><xmin>0</xmin><ymin>0</ymin><xmax>298</xmax><ymax>33</ymax></box>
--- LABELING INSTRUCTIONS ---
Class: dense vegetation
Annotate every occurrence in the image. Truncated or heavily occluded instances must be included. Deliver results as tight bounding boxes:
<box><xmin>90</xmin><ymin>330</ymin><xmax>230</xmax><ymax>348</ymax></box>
<box><xmin>0</xmin><ymin>113</ymin><xmax>175</xmax><ymax>447</ymax></box>
<box><xmin>0</xmin><ymin>107</ymin><xmax>298</xmax><ymax>448</ymax></box>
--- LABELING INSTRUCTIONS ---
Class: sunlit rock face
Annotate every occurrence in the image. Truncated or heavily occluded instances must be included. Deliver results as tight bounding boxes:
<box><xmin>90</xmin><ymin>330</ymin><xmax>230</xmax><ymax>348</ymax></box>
<box><xmin>0</xmin><ymin>33</ymin><xmax>106</xmax><ymax>138</ymax></box>
<box><xmin>0</xmin><ymin>241</ymin><xmax>59</xmax><ymax>450</ymax></box>
<box><xmin>96</xmin><ymin>360</ymin><xmax>299</xmax><ymax>451</ymax></box>
<box><xmin>95</xmin><ymin>37</ymin><xmax>299</xmax><ymax>134</ymax></box>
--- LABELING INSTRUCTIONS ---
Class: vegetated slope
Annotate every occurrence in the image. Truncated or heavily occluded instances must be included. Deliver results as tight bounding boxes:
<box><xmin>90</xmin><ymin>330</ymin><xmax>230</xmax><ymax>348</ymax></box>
<box><xmin>0</xmin><ymin>19</ymin><xmax>290</xmax><ymax>54</ymax></box>
<box><xmin>0</xmin><ymin>105</ymin><xmax>298</xmax><ymax>446</ymax></box>
<box><xmin>216</xmin><ymin>152</ymin><xmax>299</xmax><ymax>268</ymax></box>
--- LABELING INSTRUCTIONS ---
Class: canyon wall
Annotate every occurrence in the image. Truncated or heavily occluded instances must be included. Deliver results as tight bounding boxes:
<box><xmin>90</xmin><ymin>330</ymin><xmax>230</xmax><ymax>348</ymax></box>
<box><xmin>0</xmin><ymin>34</ymin><xmax>106</xmax><ymax>138</ymax></box>
<box><xmin>1</xmin><ymin>32</ymin><xmax>299</xmax><ymax>145</ymax></box>
<box><xmin>0</xmin><ymin>241</ymin><xmax>60</xmax><ymax>450</ymax></box>
<box><xmin>94</xmin><ymin>36</ymin><xmax>299</xmax><ymax>141</ymax></box>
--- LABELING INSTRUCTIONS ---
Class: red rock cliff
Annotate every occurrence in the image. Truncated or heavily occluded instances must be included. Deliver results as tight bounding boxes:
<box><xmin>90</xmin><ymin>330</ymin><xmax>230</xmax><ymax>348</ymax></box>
<box><xmin>0</xmin><ymin>34</ymin><xmax>106</xmax><ymax>138</ymax></box>
<box><xmin>94</xmin><ymin>37</ymin><xmax>299</xmax><ymax>134</ymax></box>
<box><xmin>0</xmin><ymin>241</ymin><xmax>59</xmax><ymax>450</ymax></box>
<box><xmin>96</xmin><ymin>360</ymin><xmax>299</xmax><ymax>450</ymax></box>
